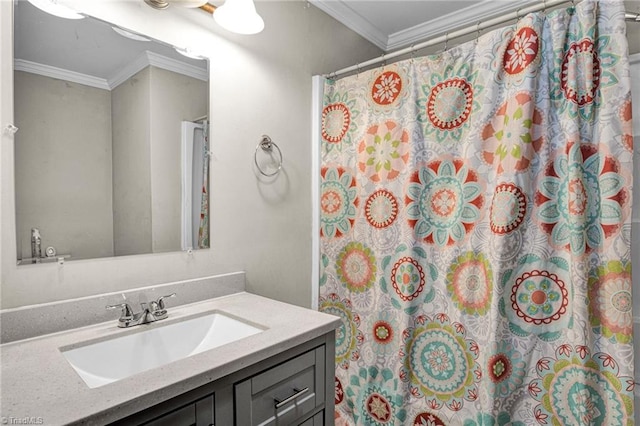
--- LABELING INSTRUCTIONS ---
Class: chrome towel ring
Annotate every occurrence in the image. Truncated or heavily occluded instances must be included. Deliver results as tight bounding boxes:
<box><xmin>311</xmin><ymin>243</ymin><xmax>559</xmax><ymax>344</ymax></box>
<box><xmin>254</xmin><ymin>135</ymin><xmax>283</xmax><ymax>177</ymax></box>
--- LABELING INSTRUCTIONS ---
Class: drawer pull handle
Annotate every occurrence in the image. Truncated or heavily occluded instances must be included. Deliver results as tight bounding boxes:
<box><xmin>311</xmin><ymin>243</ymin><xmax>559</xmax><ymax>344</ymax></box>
<box><xmin>274</xmin><ymin>387</ymin><xmax>309</xmax><ymax>409</ymax></box>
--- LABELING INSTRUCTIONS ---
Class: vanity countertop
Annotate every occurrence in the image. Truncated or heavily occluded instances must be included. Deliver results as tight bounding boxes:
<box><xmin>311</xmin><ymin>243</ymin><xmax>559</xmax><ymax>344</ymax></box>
<box><xmin>0</xmin><ymin>292</ymin><xmax>341</xmax><ymax>425</ymax></box>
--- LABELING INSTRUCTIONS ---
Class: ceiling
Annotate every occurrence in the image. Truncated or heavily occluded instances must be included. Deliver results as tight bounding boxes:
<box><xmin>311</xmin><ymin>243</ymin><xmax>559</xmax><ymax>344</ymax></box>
<box><xmin>14</xmin><ymin>0</ymin><xmax>207</xmax><ymax>89</ymax></box>
<box><xmin>309</xmin><ymin>0</ymin><xmax>640</xmax><ymax>52</ymax></box>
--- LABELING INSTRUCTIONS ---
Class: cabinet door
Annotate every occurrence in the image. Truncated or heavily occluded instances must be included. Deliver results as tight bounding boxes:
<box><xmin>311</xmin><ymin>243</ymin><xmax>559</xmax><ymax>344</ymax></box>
<box><xmin>235</xmin><ymin>346</ymin><xmax>325</xmax><ymax>426</ymax></box>
<box><xmin>298</xmin><ymin>411</ymin><xmax>324</xmax><ymax>426</ymax></box>
<box><xmin>142</xmin><ymin>394</ymin><xmax>214</xmax><ymax>426</ymax></box>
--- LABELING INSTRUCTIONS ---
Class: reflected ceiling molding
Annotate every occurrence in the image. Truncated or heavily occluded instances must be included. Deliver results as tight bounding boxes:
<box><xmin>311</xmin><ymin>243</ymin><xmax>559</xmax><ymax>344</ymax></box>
<box><xmin>145</xmin><ymin>51</ymin><xmax>209</xmax><ymax>81</ymax></box>
<box><xmin>15</xmin><ymin>51</ymin><xmax>209</xmax><ymax>92</ymax></box>
<box><xmin>108</xmin><ymin>50</ymin><xmax>209</xmax><ymax>89</ymax></box>
<box><xmin>13</xmin><ymin>59</ymin><xmax>110</xmax><ymax>90</ymax></box>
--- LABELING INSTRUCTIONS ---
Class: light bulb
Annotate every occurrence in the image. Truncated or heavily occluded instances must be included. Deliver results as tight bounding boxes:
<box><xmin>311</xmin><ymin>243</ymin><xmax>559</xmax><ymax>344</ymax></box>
<box><xmin>213</xmin><ymin>0</ymin><xmax>264</xmax><ymax>35</ymax></box>
<box><xmin>170</xmin><ymin>0</ymin><xmax>209</xmax><ymax>7</ymax></box>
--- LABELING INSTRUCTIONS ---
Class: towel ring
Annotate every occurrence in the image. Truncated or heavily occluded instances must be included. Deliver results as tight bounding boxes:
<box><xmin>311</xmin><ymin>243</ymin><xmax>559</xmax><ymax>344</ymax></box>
<box><xmin>254</xmin><ymin>135</ymin><xmax>283</xmax><ymax>177</ymax></box>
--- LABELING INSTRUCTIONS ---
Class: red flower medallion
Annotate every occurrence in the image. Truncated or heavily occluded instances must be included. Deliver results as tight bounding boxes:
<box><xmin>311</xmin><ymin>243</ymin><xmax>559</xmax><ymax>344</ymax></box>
<box><xmin>322</xmin><ymin>103</ymin><xmax>351</xmax><ymax>143</ymax></box>
<box><xmin>561</xmin><ymin>39</ymin><xmax>601</xmax><ymax>106</ymax></box>
<box><xmin>366</xmin><ymin>393</ymin><xmax>392</xmax><ymax>422</ymax></box>
<box><xmin>372</xmin><ymin>320</ymin><xmax>393</xmax><ymax>345</ymax></box>
<box><xmin>427</xmin><ymin>78</ymin><xmax>474</xmax><ymax>130</ymax></box>
<box><xmin>365</xmin><ymin>189</ymin><xmax>399</xmax><ymax>229</ymax></box>
<box><xmin>503</xmin><ymin>27</ymin><xmax>539</xmax><ymax>75</ymax></box>
<box><xmin>371</xmin><ymin>71</ymin><xmax>402</xmax><ymax>105</ymax></box>
<box><xmin>490</xmin><ymin>183</ymin><xmax>527</xmax><ymax>234</ymax></box>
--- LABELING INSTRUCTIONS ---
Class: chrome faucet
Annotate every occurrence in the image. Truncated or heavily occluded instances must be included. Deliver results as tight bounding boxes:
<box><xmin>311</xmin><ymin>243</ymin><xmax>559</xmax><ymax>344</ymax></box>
<box><xmin>106</xmin><ymin>293</ymin><xmax>176</xmax><ymax>328</ymax></box>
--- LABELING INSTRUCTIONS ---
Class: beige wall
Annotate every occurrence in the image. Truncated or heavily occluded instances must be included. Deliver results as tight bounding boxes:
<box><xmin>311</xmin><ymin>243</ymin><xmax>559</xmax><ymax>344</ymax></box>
<box><xmin>112</xmin><ymin>67</ymin><xmax>153</xmax><ymax>257</ymax></box>
<box><xmin>149</xmin><ymin>67</ymin><xmax>207</xmax><ymax>253</ymax></box>
<box><xmin>111</xmin><ymin>66</ymin><xmax>207</xmax><ymax>256</ymax></box>
<box><xmin>0</xmin><ymin>1</ymin><xmax>381</xmax><ymax>308</ymax></box>
<box><xmin>13</xmin><ymin>71</ymin><xmax>114</xmax><ymax>261</ymax></box>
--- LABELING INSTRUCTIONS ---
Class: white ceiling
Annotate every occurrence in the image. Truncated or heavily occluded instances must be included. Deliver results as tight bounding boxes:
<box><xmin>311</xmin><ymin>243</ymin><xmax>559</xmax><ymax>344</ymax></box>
<box><xmin>309</xmin><ymin>0</ymin><xmax>640</xmax><ymax>52</ymax></box>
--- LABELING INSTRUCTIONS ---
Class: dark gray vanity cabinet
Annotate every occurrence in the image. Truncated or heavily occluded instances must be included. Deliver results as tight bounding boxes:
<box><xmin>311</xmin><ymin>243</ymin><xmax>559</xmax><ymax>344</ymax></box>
<box><xmin>114</xmin><ymin>332</ymin><xmax>335</xmax><ymax>426</ymax></box>
<box><xmin>141</xmin><ymin>395</ymin><xmax>214</xmax><ymax>426</ymax></box>
<box><xmin>235</xmin><ymin>345</ymin><xmax>325</xmax><ymax>425</ymax></box>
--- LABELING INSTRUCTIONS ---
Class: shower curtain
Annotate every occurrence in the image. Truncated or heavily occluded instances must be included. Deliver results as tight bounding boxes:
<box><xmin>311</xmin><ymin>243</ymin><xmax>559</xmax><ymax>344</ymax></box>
<box><xmin>198</xmin><ymin>120</ymin><xmax>210</xmax><ymax>249</ymax></box>
<box><xmin>319</xmin><ymin>1</ymin><xmax>634</xmax><ymax>424</ymax></box>
<box><xmin>181</xmin><ymin>120</ymin><xmax>209</xmax><ymax>250</ymax></box>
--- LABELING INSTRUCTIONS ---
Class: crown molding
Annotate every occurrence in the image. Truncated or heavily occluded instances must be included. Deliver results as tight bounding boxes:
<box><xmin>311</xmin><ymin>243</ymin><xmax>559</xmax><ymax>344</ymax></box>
<box><xmin>107</xmin><ymin>52</ymin><xmax>151</xmax><ymax>90</ymax></box>
<box><xmin>109</xmin><ymin>50</ymin><xmax>208</xmax><ymax>89</ymax></box>
<box><xmin>309</xmin><ymin>0</ymin><xmax>388</xmax><ymax>50</ymax></box>
<box><xmin>13</xmin><ymin>59</ymin><xmax>110</xmax><ymax>90</ymax></box>
<box><xmin>145</xmin><ymin>51</ymin><xmax>209</xmax><ymax>83</ymax></box>
<box><xmin>310</xmin><ymin>0</ymin><xmax>541</xmax><ymax>52</ymax></box>
<box><xmin>387</xmin><ymin>0</ymin><xmax>536</xmax><ymax>50</ymax></box>
<box><xmin>16</xmin><ymin>51</ymin><xmax>209</xmax><ymax>91</ymax></box>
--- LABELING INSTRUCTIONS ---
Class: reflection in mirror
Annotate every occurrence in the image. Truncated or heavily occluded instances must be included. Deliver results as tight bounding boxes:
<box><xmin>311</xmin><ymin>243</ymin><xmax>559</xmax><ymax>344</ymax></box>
<box><xmin>13</xmin><ymin>0</ymin><xmax>210</xmax><ymax>264</ymax></box>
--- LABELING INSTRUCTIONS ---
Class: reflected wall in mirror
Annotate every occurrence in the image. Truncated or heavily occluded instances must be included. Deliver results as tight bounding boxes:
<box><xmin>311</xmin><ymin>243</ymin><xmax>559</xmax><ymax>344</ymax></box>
<box><xmin>13</xmin><ymin>0</ymin><xmax>210</xmax><ymax>264</ymax></box>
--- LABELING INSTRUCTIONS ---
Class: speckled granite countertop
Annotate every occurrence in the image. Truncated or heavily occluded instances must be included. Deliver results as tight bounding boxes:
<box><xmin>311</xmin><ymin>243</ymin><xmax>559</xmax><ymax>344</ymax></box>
<box><xmin>0</xmin><ymin>292</ymin><xmax>340</xmax><ymax>425</ymax></box>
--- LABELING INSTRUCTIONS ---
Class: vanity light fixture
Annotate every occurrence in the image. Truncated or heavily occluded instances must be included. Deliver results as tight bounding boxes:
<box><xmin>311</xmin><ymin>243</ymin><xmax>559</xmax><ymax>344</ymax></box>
<box><xmin>141</xmin><ymin>0</ymin><xmax>264</xmax><ymax>36</ymax></box>
<box><xmin>26</xmin><ymin>0</ymin><xmax>84</xmax><ymax>19</ymax></box>
<box><xmin>171</xmin><ymin>0</ymin><xmax>210</xmax><ymax>7</ymax></box>
<box><xmin>144</xmin><ymin>0</ymin><xmax>209</xmax><ymax>10</ymax></box>
<box><xmin>213</xmin><ymin>0</ymin><xmax>264</xmax><ymax>35</ymax></box>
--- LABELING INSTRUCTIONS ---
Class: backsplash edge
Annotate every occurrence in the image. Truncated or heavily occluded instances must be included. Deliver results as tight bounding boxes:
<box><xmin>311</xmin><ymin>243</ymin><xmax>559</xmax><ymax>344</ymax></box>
<box><xmin>0</xmin><ymin>271</ymin><xmax>246</xmax><ymax>343</ymax></box>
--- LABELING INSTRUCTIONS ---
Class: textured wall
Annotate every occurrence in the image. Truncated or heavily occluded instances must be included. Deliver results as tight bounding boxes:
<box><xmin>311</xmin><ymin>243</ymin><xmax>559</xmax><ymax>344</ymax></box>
<box><xmin>0</xmin><ymin>0</ymin><xmax>381</xmax><ymax>308</ymax></box>
<box><xmin>14</xmin><ymin>71</ymin><xmax>114</xmax><ymax>261</ymax></box>
<box><xmin>112</xmin><ymin>67</ymin><xmax>153</xmax><ymax>257</ymax></box>
<box><xmin>149</xmin><ymin>67</ymin><xmax>207</xmax><ymax>253</ymax></box>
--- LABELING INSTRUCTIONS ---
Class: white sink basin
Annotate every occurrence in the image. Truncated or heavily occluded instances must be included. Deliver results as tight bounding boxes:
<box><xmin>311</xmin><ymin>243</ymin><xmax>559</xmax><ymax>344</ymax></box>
<box><xmin>61</xmin><ymin>312</ymin><xmax>264</xmax><ymax>388</ymax></box>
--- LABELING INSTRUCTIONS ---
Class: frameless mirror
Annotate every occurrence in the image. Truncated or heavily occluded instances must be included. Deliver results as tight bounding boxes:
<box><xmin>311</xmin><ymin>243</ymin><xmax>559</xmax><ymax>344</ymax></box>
<box><xmin>13</xmin><ymin>0</ymin><xmax>210</xmax><ymax>265</ymax></box>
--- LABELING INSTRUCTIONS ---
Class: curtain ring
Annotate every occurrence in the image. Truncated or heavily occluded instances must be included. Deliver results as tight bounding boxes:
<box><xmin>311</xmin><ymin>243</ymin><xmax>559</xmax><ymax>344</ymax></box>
<box><xmin>381</xmin><ymin>53</ymin><xmax>386</xmax><ymax>67</ymax></box>
<box><xmin>475</xmin><ymin>21</ymin><xmax>482</xmax><ymax>43</ymax></box>
<box><xmin>542</xmin><ymin>0</ymin><xmax>547</xmax><ymax>13</ymax></box>
<box><xmin>444</xmin><ymin>32</ymin><xmax>449</xmax><ymax>51</ymax></box>
<box><xmin>356</xmin><ymin>63</ymin><xmax>360</xmax><ymax>78</ymax></box>
<box><xmin>410</xmin><ymin>44</ymin><xmax>416</xmax><ymax>62</ymax></box>
<box><xmin>516</xmin><ymin>7</ymin><xmax>523</xmax><ymax>23</ymax></box>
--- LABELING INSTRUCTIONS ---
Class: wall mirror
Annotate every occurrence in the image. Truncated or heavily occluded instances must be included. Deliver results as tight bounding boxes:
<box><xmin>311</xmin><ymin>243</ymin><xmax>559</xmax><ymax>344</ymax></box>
<box><xmin>13</xmin><ymin>0</ymin><xmax>210</xmax><ymax>265</ymax></box>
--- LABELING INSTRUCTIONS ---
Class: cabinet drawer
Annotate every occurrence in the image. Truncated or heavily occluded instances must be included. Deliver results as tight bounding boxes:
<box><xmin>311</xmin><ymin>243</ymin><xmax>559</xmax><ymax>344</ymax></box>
<box><xmin>142</xmin><ymin>394</ymin><xmax>214</xmax><ymax>426</ymax></box>
<box><xmin>299</xmin><ymin>411</ymin><xmax>324</xmax><ymax>426</ymax></box>
<box><xmin>235</xmin><ymin>346</ymin><xmax>325</xmax><ymax>426</ymax></box>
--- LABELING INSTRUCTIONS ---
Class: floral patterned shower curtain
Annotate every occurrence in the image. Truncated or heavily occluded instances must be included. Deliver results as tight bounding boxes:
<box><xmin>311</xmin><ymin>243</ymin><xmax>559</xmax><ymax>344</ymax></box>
<box><xmin>319</xmin><ymin>1</ymin><xmax>634</xmax><ymax>424</ymax></box>
<box><xmin>198</xmin><ymin>121</ymin><xmax>210</xmax><ymax>249</ymax></box>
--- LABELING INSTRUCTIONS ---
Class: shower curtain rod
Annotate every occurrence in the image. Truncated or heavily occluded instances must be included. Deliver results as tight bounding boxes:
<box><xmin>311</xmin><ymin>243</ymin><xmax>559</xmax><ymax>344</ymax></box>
<box><xmin>326</xmin><ymin>0</ymin><xmax>640</xmax><ymax>79</ymax></box>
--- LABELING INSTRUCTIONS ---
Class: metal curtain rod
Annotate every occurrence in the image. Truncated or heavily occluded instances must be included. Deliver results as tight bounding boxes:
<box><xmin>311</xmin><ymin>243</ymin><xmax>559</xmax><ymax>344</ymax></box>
<box><xmin>327</xmin><ymin>0</ymin><xmax>640</xmax><ymax>79</ymax></box>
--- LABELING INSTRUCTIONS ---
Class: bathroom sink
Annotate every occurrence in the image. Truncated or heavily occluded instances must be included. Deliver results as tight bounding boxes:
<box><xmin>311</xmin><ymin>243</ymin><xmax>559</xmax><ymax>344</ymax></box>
<box><xmin>61</xmin><ymin>312</ymin><xmax>264</xmax><ymax>388</ymax></box>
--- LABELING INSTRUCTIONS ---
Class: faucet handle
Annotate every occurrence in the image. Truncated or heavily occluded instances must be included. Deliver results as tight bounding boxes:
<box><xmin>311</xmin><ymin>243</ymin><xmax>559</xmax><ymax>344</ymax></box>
<box><xmin>157</xmin><ymin>293</ymin><xmax>176</xmax><ymax>310</ymax></box>
<box><xmin>106</xmin><ymin>303</ymin><xmax>134</xmax><ymax>320</ymax></box>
